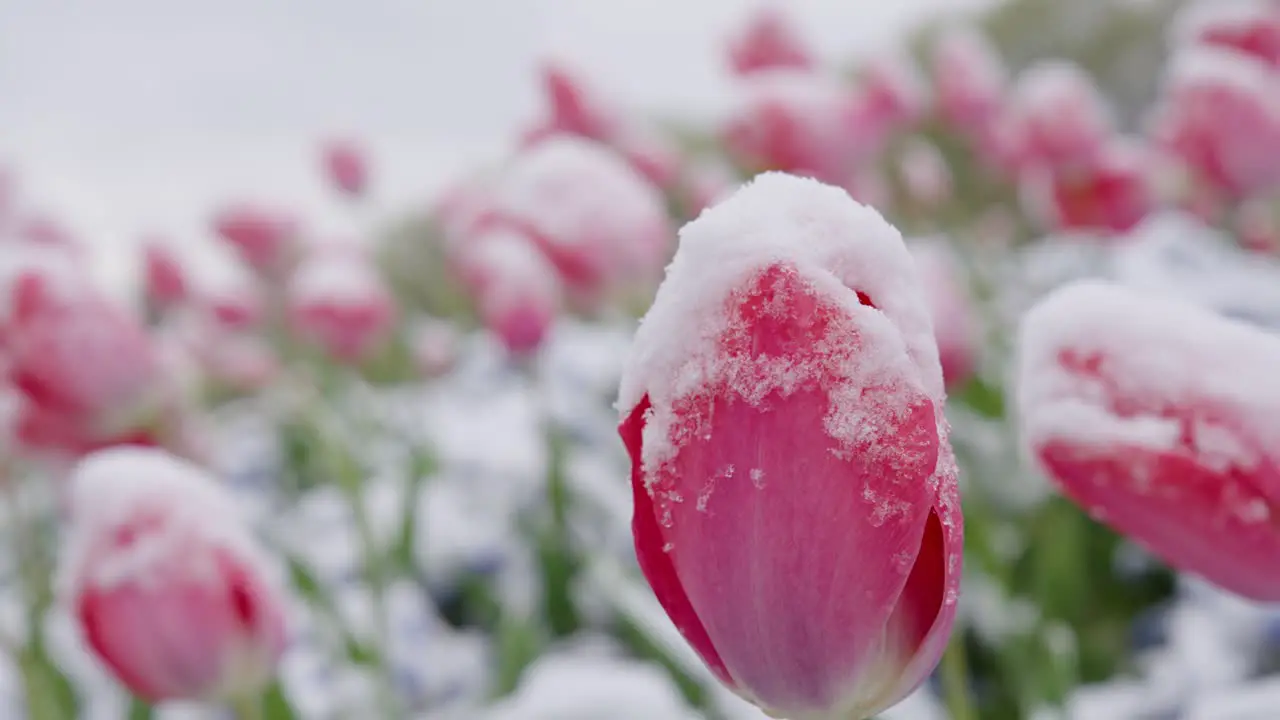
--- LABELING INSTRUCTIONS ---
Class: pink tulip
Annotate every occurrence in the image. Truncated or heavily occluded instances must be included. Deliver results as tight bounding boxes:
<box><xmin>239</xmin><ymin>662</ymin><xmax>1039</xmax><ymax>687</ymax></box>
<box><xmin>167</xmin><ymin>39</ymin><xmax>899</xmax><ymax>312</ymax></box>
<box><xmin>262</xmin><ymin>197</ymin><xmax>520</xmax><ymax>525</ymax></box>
<box><xmin>1151</xmin><ymin>46</ymin><xmax>1280</xmax><ymax>197</ymax></box>
<box><xmin>470</xmin><ymin>136</ymin><xmax>671</xmax><ymax>307</ymax></box>
<box><xmin>726</xmin><ymin>5</ymin><xmax>815</xmax><ymax>75</ymax></box>
<box><xmin>1001</xmin><ymin>61</ymin><xmax>1114</xmax><ymax>174</ymax></box>
<box><xmin>723</xmin><ymin>69</ymin><xmax>877</xmax><ymax>185</ymax></box>
<box><xmin>930</xmin><ymin>26</ymin><xmax>1008</xmax><ymax>135</ymax></box>
<box><xmin>17</xmin><ymin>214</ymin><xmax>77</xmax><ymax>248</ymax></box>
<box><xmin>1025</xmin><ymin>139</ymin><xmax>1156</xmax><ymax>235</ymax></box>
<box><xmin>460</xmin><ymin>229</ymin><xmax>561</xmax><ymax>356</ymax></box>
<box><xmin>211</xmin><ymin>204</ymin><xmax>299</xmax><ymax>276</ymax></box>
<box><xmin>4</xmin><ymin>274</ymin><xmax>167</xmax><ymax>456</ymax></box>
<box><xmin>60</xmin><ymin>447</ymin><xmax>288</xmax><ymax>702</ymax></box>
<box><xmin>1173</xmin><ymin>0</ymin><xmax>1280</xmax><ymax>68</ymax></box>
<box><xmin>898</xmin><ymin>139</ymin><xmax>953</xmax><ymax>210</ymax></box>
<box><xmin>1018</xmin><ymin>282</ymin><xmax>1280</xmax><ymax>600</ymax></box>
<box><xmin>618</xmin><ymin>173</ymin><xmax>962</xmax><ymax>719</ymax></box>
<box><xmin>288</xmin><ymin>246</ymin><xmax>397</xmax><ymax>363</ymax></box>
<box><xmin>525</xmin><ymin>61</ymin><xmax>683</xmax><ymax>188</ymax></box>
<box><xmin>322</xmin><ymin>139</ymin><xmax>370</xmax><ymax>198</ymax></box>
<box><xmin>858</xmin><ymin>53</ymin><xmax>930</xmax><ymax>133</ymax></box>
<box><xmin>203</xmin><ymin>283</ymin><xmax>264</xmax><ymax>333</ymax></box>
<box><xmin>910</xmin><ymin>240</ymin><xmax>977</xmax><ymax>388</ymax></box>
<box><xmin>142</xmin><ymin>239</ymin><xmax>189</xmax><ymax>310</ymax></box>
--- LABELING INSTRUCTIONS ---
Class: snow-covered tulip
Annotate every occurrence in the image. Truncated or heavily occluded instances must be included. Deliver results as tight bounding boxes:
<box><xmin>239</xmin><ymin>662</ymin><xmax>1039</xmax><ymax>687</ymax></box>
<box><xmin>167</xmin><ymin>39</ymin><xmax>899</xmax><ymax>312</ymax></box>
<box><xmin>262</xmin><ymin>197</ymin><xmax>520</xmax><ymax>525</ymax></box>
<box><xmin>910</xmin><ymin>240</ymin><xmax>977</xmax><ymax>388</ymax></box>
<box><xmin>618</xmin><ymin>173</ymin><xmax>962</xmax><ymax>719</ymax></box>
<box><xmin>472</xmin><ymin>136</ymin><xmax>671</xmax><ymax>307</ymax></box>
<box><xmin>525</xmin><ymin>61</ymin><xmax>682</xmax><ymax>188</ymax></box>
<box><xmin>1001</xmin><ymin>61</ymin><xmax>1114</xmax><ymax>173</ymax></box>
<box><xmin>462</xmin><ymin>229</ymin><xmax>561</xmax><ymax>356</ymax></box>
<box><xmin>726</xmin><ymin>5</ymin><xmax>814</xmax><ymax>75</ymax></box>
<box><xmin>322</xmin><ymin>139</ymin><xmax>369</xmax><ymax>198</ymax></box>
<box><xmin>1016</xmin><ymin>281</ymin><xmax>1280</xmax><ymax>601</ymax></box>
<box><xmin>288</xmin><ymin>246</ymin><xmax>397</xmax><ymax>364</ymax></box>
<box><xmin>60</xmin><ymin>447</ymin><xmax>288</xmax><ymax>702</ymax></box>
<box><xmin>4</xmin><ymin>274</ymin><xmax>168</xmax><ymax>455</ymax></box>
<box><xmin>1026</xmin><ymin>139</ymin><xmax>1156</xmax><ymax>235</ymax></box>
<box><xmin>930</xmin><ymin>26</ymin><xmax>1007</xmax><ymax>134</ymax></box>
<box><xmin>1151</xmin><ymin>46</ymin><xmax>1280</xmax><ymax>198</ymax></box>
<box><xmin>142</xmin><ymin>238</ymin><xmax>189</xmax><ymax>311</ymax></box>
<box><xmin>898</xmin><ymin>139</ymin><xmax>953</xmax><ymax>210</ymax></box>
<box><xmin>858</xmin><ymin>53</ymin><xmax>929</xmax><ymax>133</ymax></box>
<box><xmin>211</xmin><ymin>204</ymin><xmax>299</xmax><ymax>276</ymax></box>
<box><xmin>723</xmin><ymin>70</ymin><xmax>876</xmax><ymax>185</ymax></box>
<box><xmin>1173</xmin><ymin>0</ymin><xmax>1280</xmax><ymax>68</ymax></box>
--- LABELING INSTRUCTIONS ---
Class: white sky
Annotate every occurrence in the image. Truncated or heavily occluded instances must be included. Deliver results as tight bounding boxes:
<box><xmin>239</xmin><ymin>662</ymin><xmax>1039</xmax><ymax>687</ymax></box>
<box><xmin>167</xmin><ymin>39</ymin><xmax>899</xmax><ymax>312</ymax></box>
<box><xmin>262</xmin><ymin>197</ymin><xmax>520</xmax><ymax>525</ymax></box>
<box><xmin>0</xmin><ymin>0</ymin><xmax>992</xmax><ymax>292</ymax></box>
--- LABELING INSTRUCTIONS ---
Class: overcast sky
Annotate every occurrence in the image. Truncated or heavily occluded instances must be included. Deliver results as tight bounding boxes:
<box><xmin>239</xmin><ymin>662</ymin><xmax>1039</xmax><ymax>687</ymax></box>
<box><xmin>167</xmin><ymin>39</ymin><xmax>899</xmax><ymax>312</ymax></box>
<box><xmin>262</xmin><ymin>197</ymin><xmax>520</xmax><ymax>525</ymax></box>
<box><xmin>0</xmin><ymin>0</ymin><xmax>991</xmax><ymax>290</ymax></box>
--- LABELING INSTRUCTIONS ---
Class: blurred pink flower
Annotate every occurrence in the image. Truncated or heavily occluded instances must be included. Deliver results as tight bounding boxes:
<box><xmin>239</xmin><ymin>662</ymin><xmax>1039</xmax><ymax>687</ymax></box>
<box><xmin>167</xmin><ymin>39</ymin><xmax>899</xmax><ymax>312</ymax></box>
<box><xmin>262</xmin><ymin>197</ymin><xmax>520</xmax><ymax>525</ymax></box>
<box><xmin>60</xmin><ymin>447</ymin><xmax>289</xmax><ymax>702</ymax></box>
<box><xmin>930</xmin><ymin>26</ymin><xmax>1008</xmax><ymax>135</ymax></box>
<box><xmin>723</xmin><ymin>69</ymin><xmax>876</xmax><ymax>185</ymax></box>
<box><xmin>461</xmin><ymin>137</ymin><xmax>672</xmax><ymax>308</ymax></box>
<box><xmin>726</xmin><ymin>5</ymin><xmax>815</xmax><ymax>75</ymax></box>
<box><xmin>322</xmin><ymin>139</ymin><xmax>370</xmax><ymax>198</ymax></box>
<box><xmin>1017</xmin><ymin>281</ymin><xmax>1280</xmax><ymax>601</ymax></box>
<box><xmin>898</xmin><ymin>139</ymin><xmax>953</xmax><ymax>209</ymax></box>
<box><xmin>1001</xmin><ymin>61</ymin><xmax>1114</xmax><ymax>174</ymax></box>
<box><xmin>203</xmin><ymin>282</ymin><xmax>264</xmax><ymax>333</ymax></box>
<box><xmin>3</xmin><ymin>274</ymin><xmax>168</xmax><ymax>456</ymax></box>
<box><xmin>288</xmin><ymin>246</ymin><xmax>397</xmax><ymax>364</ymax></box>
<box><xmin>142</xmin><ymin>238</ymin><xmax>189</xmax><ymax>311</ymax></box>
<box><xmin>858</xmin><ymin>53</ymin><xmax>930</xmax><ymax>134</ymax></box>
<box><xmin>460</xmin><ymin>229</ymin><xmax>561</xmax><ymax>356</ymax></box>
<box><xmin>618</xmin><ymin>174</ymin><xmax>961</xmax><ymax>719</ymax></box>
<box><xmin>211</xmin><ymin>204</ymin><xmax>300</xmax><ymax>276</ymax></box>
<box><xmin>1173</xmin><ymin>0</ymin><xmax>1280</xmax><ymax>68</ymax></box>
<box><xmin>1151</xmin><ymin>46</ymin><xmax>1280</xmax><ymax>197</ymax></box>
<box><xmin>525</xmin><ymin>60</ymin><xmax>682</xmax><ymax>188</ymax></box>
<box><xmin>1026</xmin><ymin>139</ymin><xmax>1156</xmax><ymax>235</ymax></box>
<box><xmin>911</xmin><ymin>240</ymin><xmax>977</xmax><ymax>388</ymax></box>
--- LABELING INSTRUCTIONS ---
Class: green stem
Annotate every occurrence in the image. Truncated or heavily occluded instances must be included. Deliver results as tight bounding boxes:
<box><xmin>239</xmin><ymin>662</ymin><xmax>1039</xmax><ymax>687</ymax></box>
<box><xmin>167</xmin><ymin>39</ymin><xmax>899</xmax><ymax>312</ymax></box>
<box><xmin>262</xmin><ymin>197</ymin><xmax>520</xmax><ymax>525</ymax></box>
<box><xmin>940</xmin><ymin>633</ymin><xmax>978</xmax><ymax>720</ymax></box>
<box><xmin>233</xmin><ymin>693</ymin><xmax>263</xmax><ymax>720</ymax></box>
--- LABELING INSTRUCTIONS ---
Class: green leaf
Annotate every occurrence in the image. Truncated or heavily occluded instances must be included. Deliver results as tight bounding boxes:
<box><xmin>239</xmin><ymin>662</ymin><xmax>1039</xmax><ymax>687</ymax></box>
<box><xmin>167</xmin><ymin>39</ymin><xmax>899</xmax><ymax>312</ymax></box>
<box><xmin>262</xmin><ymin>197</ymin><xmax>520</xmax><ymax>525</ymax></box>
<box><xmin>18</xmin><ymin>642</ymin><xmax>79</xmax><ymax>720</ymax></box>
<box><xmin>284</xmin><ymin>556</ymin><xmax>378</xmax><ymax>666</ymax></box>
<box><xmin>127</xmin><ymin>696</ymin><xmax>153</xmax><ymax>720</ymax></box>
<box><xmin>261</xmin><ymin>680</ymin><xmax>300</xmax><ymax>720</ymax></box>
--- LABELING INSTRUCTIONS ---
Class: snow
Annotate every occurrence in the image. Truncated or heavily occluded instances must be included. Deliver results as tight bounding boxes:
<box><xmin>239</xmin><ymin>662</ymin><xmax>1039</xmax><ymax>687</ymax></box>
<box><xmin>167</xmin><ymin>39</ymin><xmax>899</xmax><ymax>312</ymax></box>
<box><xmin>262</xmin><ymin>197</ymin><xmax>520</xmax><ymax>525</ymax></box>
<box><xmin>1015</xmin><ymin>280</ymin><xmax>1280</xmax><ymax>469</ymax></box>
<box><xmin>289</xmin><ymin>247</ymin><xmax>385</xmax><ymax>305</ymax></box>
<box><xmin>1166</xmin><ymin>43</ymin><xmax>1278</xmax><ymax>98</ymax></box>
<box><xmin>58</xmin><ymin>446</ymin><xmax>281</xmax><ymax>594</ymax></box>
<box><xmin>618</xmin><ymin>172</ymin><xmax>944</xmax><ymax>477</ymax></box>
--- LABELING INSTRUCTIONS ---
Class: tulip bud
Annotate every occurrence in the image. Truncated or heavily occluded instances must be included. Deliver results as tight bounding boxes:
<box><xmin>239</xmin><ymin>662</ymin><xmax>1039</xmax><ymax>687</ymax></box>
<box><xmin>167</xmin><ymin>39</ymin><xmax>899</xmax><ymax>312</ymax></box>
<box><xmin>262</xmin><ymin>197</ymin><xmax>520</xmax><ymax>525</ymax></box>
<box><xmin>4</xmin><ymin>275</ymin><xmax>168</xmax><ymax>455</ymax></box>
<box><xmin>1151</xmin><ymin>46</ymin><xmax>1280</xmax><ymax>198</ymax></box>
<box><xmin>461</xmin><ymin>229</ymin><xmax>561</xmax><ymax>356</ymax></box>
<box><xmin>1024</xmin><ymin>139</ymin><xmax>1156</xmax><ymax>236</ymax></box>
<box><xmin>910</xmin><ymin>240</ymin><xmax>977</xmax><ymax>389</ymax></box>
<box><xmin>1002</xmin><ymin>61</ymin><xmax>1114</xmax><ymax>174</ymax></box>
<box><xmin>409</xmin><ymin>317</ymin><xmax>460</xmax><ymax>378</ymax></box>
<box><xmin>930</xmin><ymin>26</ymin><xmax>1007</xmax><ymax>135</ymax></box>
<box><xmin>288</xmin><ymin>246</ymin><xmax>397</xmax><ymax>363</ymax></box>
<box><xmin>898</xmin><ymin>139</ymin><xmax>953</xmax><ymax>210</ymax></box>
<box><xmin>479</xmin><ymin>136</ymin><xmax>671</xmax><ymax>308</ymax></box>
<box><xmin>618</xmin><ymin>173</ymin><xmax>962</xmax><ymax>719</ymax></box>
<box><xmin>1173</xmin><ymin>0</ymin><xmax>1280</xmax><ymax>68</ymax></box>
<box><xmin>723</xmin><ymin>70</ymin><xmax>877</xmax><ymax>185</ymax></box>
<box><xmin>59</xmin><ymin>447</ymin><xmax>289</xmax><ymax>702</ymax></box>
<box><xmin>1016</xmin><ymin>281</ymin><xmax>1280</xmax><ymax>600</ymax></box>
<box><xmin>726</xmin><ymin>5</ymin><xmax>815</xmax><ymax>76</ymax></box>
<box><xmin>211</xmin><ymin>204</ymin><xmax>300</xmax><ymax>276</ymax></box>
<box><xmin>321</xmin><ymin>139</ymin><xmax>370</xmax><ymax>198</ymax></box>
<box><xmin>858</xmin><ymin>53</ymin><xmax>929</xmax><ymax>133</ymax></box>
<box><xmin>142</xmin><ymin>238</ymin><xmax>189</xmax><ymax>311</ymax></box>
